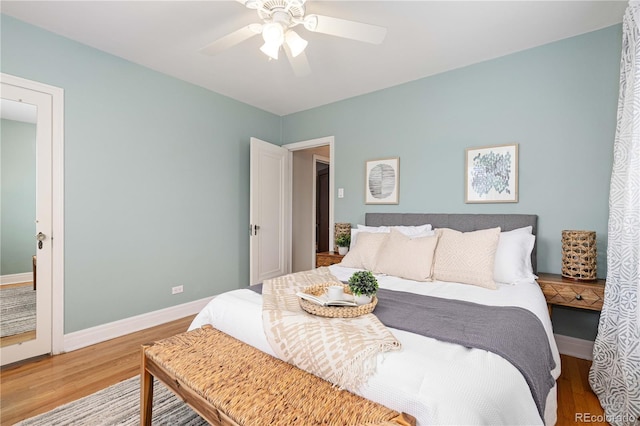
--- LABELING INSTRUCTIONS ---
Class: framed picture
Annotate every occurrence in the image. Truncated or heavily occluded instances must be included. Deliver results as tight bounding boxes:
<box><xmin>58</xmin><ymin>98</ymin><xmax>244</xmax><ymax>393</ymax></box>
<box><xmin>365</xmin><ymin>157</ymin><xmax>399</xmax><ymax>204</ymax></box>
<box><xmin>465</xmin><ymin>144</ymin><xmax>518</xmax><ymax>203</ymax></box>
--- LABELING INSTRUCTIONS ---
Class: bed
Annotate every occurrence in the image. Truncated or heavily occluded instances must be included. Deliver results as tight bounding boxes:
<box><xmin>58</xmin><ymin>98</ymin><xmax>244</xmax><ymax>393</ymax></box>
<box><xmin>189</xmin><ymin>213</ymin><xmax>561</xmax><ymax>425</ymax></box>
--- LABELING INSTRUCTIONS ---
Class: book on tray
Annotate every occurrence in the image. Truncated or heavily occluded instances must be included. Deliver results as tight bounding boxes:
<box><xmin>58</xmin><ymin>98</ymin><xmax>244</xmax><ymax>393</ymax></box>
<box><xmin>296</xmin><ymin>292</ymin><xmax>358</xmax><ymax>307</ymax></box>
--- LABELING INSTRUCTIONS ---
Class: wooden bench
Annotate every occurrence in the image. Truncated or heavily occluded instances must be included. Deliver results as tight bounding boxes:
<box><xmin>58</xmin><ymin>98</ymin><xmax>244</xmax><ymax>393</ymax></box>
<box><xmin>141</xmin><ymin>325</ymin><xmax>415</xmax><ymax>426</ymax></box>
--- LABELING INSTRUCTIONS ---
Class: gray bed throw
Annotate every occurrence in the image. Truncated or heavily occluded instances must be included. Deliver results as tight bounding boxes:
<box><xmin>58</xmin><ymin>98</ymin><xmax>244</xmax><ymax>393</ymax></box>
<box><xmin>372</xmin><ymin>288</ymin><xmax>555</xmax><ymax>421</ymax></box>
<box><xmin>249</xmin><ymin>284</ymin><xmax>556</xmax><ymax>422</ymax></box>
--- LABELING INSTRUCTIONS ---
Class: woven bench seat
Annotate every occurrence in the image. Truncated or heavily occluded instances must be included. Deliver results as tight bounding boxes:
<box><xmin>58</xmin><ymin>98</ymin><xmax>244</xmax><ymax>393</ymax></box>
<box><xmin>141</xmin><ymin>325</ymin><xmax>415</xmax><ymax>426</ymax></box>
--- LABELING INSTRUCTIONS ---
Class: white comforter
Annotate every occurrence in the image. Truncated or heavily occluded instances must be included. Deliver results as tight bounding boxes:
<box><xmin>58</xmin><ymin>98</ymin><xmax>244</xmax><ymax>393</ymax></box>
<box><xmin>189</xmin><ymin>265</ymin><xmax>561</xmax><ymax>425</ymax></box>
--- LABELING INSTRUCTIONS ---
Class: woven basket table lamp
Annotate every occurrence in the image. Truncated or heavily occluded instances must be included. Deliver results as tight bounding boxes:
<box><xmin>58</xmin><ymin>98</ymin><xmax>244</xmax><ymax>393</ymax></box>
<box><xmin>561</xmin><ymin>230</ymin><xmax>597</xmax><ymax>281</ymax></box>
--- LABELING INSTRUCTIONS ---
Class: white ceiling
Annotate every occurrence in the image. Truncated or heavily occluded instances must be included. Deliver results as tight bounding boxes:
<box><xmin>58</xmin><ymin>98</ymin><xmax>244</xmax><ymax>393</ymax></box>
<box><xmin>1</xmin><ymin>1</ymin><xmax>627</xmax><ymax>116</ymax></box>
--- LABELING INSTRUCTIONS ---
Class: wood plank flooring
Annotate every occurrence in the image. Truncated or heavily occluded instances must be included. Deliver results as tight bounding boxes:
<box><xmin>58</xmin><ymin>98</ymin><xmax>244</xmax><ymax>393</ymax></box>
<box><xmin>0</xmin><ymin>316</ymin><xmax>194</xmax><ymax>425</ymax></box>
<box><xmin>0</xmin><ymin>316</ymin><xmax>605</xmax><ymax>425</ymax></box>
<box><xmin>556</xmin><ymin>354</ymin><xmax>607</xmax><ymax>425</ymax></box>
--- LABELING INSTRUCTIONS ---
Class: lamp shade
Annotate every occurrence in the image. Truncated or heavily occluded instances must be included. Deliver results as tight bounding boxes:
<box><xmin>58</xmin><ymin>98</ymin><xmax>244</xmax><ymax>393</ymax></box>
<box><xmin>285</xmin><ymin>30</ymin><xmax>308</xmax><ymax>57</ymax></box>
<box><xmin>260</xmin><ymin>42</ymin><xmax>280</xmax><ymax>60</ymax></box>
<box><xmin>261</xmin><ymin>22</ymin><xmax>284</xmax><ymax>45</ymax></box>
<box><xmin>260</xmin><ymin>22</ymin><xmax>284</xmax><ymax>60</ymax></box>
<box><xmin>561</xmin><ymin>230</ymin><xmax>597</xmax><ymax>281</ymax></box>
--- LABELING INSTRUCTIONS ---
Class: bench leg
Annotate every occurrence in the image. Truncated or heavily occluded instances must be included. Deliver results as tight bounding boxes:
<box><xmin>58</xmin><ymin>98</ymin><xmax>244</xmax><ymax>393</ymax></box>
<box><xmin>32</xmin><ymin>255</ymin><xmax>37</xmax><ymax>291</ymax></box>
<box><xmin>141</xmin><ymin>346</ymin><xmax>154</xmax><ymax>426</ymax></box>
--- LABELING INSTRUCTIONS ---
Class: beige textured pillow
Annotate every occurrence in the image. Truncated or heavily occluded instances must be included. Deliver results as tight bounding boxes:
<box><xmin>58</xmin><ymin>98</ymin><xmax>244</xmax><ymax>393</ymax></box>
<box><xmin>340</xmin><ymin>232</ymin><xmax>389</xmax><ymax>271</ymax></box>
<box><xmin>433</xmin><ymin>227</ymin><xmax>501</xmax><ymax>289</ymax></box>
<box><xmin>375</xmin><ymin>228</ymin><xmax>439</xmax><ymax>282</ymax></box>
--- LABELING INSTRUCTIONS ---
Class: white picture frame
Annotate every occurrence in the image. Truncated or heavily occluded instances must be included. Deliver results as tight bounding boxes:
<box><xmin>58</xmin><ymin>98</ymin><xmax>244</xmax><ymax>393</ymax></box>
<box><xmin>465</xmin><ymin>143</ymin><xmax>518</xmax><ymax>203</ymax></box>
<box><xmin>365</xmin><ymin>157</ymin><xmax>399</xmax><ymax>204</ymax></box>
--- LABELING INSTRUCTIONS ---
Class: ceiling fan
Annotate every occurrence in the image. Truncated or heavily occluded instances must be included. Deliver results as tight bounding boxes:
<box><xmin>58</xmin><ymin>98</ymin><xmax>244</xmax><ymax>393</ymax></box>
<box><xmin>199</xmin><ymin>0</ymin><xmax>387</xmax><ymax>76</ymax></box>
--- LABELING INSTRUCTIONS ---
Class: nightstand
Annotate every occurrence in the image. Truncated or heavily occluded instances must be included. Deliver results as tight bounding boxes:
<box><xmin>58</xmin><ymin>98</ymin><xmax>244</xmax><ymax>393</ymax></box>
<box><xmin>316</xmin><ymin>251</ymin><xmax>345</xmax><ymax>267</ymax></box>
<box><xmin>537</xmin><ymin>272</ymin><xmax>605</xmax><ymax>315</ymax></box>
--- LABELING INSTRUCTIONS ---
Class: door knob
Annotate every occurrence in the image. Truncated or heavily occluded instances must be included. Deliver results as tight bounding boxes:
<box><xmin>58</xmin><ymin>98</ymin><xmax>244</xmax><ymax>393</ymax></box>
<box><xmin>36</xmin><ymin>232</ymin><xmax>45</xmax><ymax>249</ymax></box>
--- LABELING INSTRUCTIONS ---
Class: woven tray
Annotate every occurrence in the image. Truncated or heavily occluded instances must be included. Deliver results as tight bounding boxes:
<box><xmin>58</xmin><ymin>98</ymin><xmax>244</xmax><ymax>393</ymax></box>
<box><xmin>299</xmin><ymin>282</ymin><xmax>377</xmax><ymax>318</ymax></box>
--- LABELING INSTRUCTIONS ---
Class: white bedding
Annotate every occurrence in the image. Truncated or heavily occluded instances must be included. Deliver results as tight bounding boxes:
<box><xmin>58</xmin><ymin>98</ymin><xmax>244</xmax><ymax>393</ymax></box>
<box><xmin>189</xmin><ymin>264</ymin><xmax>561</xmax><ymax>425</ymax></box>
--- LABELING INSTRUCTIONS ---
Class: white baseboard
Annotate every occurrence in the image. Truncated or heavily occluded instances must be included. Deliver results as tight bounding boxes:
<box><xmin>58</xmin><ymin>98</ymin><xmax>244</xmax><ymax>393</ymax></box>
<box><xmin>1</xmin><ymin>272</ymin><xmax>32</xmax><ymax>285</ymax></box>
<box><xmin>554</xmin><ymin>333</ymin><xmax>594</xmax><ymax>360</ymax></box>
<box><xmin>63</xmin><ymin>296</ymin><xmax>215</xmax><ymax>353</ymax></box>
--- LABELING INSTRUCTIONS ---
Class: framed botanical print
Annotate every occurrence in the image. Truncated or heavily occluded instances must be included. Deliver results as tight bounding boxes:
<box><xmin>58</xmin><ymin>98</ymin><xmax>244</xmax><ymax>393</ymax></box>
<box><xmin>465</xmin><ymin>144</ymin><xmax>518</xmax><ymax>203</ymax></box>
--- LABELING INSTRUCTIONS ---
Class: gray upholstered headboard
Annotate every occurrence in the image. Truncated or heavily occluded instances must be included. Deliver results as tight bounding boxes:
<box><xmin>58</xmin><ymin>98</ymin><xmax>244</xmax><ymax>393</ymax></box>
<box><xmin>365</xmin><ymin>213</ymin><xmax>538</xmax><ymax>273</ymax></box>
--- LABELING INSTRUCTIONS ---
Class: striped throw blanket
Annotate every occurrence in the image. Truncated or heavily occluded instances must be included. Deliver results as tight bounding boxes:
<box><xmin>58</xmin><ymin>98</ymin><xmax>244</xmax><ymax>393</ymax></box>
<box><xmin>262</xmin><ymin>267</ymin><xmax>401</xmax><ymax>391</ymax></box>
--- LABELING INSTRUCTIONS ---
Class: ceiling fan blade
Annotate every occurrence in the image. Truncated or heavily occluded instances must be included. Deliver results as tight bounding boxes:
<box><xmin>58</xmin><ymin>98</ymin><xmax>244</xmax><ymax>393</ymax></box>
<box><xmin>235</xmin><ymin>0</ymin><xmax>260</xmax><ymax>9</ymax></box>
<box><xmin>305</xmin><ymin>14</ymin><xmax>387</xmax><ymax>44</ymax></box>
<box><xmin>199</xmin><ymin>25</ymin><xmax>261</xmax><ymax>56</ymax></box>
<box><xmin>285</xmin><ymin>45</ymin><xmax>311</xmax><ymax>77</ymax></box>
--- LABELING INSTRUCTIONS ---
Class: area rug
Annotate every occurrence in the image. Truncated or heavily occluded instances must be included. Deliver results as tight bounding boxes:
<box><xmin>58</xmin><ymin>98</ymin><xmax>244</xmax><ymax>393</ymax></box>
<box><xmin>0</xmin><ymin>285</ymin><xmax>36</xmax><ymax>338</ymax></box>
<box><xmin>16</xmin><ymin>376</ymin><xmax>206</xmax><ymax>425</ymax></box>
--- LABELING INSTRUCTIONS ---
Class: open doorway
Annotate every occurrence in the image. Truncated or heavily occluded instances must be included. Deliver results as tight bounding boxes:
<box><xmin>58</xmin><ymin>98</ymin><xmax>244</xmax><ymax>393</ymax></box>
<box><xmin>250</xmin><ymin>136</ymin><xmax>334</xmax><ymax>281</ymax></box>
<box><xmin>289</xmin><ymin>143</ymin><xmax>332</xmax><ymax>273</ymax></box>
<box><xmin>315</xmin><ymin>155</ymin><xmax>330</xmax><ymax>254</ymax></box>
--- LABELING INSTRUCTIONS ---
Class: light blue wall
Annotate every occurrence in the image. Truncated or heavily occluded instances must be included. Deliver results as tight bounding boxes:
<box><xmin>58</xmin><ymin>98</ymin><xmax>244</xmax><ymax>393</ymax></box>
<box><xmin>1</xmin><ymin>13</ymin><xmax>622</xmax><ymax>341</ymax></box>
<box><xmin>283</xmin><ymin>25</ymin><xmax>622</xmax><ymax>340</ymax></box>
<box><xmin>1</xmin><ymin>15</ymin><xmax>282</xmax><ymax>333</ymax></box>
<box><xmin>1</xmin><ymin>119</ymin><xmax>36</xmax><ymax>275</ymax></box>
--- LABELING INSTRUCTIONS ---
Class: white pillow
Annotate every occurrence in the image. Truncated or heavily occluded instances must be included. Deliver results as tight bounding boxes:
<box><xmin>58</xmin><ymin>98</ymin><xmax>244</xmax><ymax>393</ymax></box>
<box><xmin>357</xmin><ymin>224</ymin><xmax>391</xmax><ymax>232</ymax></box>
<box><xmin>433</xmin><ymin>227</ymin><xmax>501</xmax><ymax>289</ymax></box>
<box><xmin>502</xmin><ymin>226</ymin><xmax>534</xmax><ymax>275</ymax></box>
<box><xmin>375</xmin><ymin>229</ymin><xmax>439</xmax><ymax>282</ymax></box>
<box><xmin>352</xmin><ymin>224</ymin><xmax>433</xmax><ymax>248</ymax></box>
<box><xmin>357</xmin><ymin>223</ymin><xmax>432</xmax><ymax>235</ymax></box>
<box><xmin>509</xmin><ymin>226</ymin><xmax>533</xmax><ymax>234</ymax></box>
<box><xmin>392</xmin><ymin>224</ymin><xmax>434</xmax><ymax>237</ymax></box>
<box><xmin>340</xmin><ymin>232</ymin><xmax>389</xmax><ymax>271</ymax></box>
<box><xmin>494</xmin><ymin>228</ymin><xmax>537</xmax><ymax>285</ymax></box>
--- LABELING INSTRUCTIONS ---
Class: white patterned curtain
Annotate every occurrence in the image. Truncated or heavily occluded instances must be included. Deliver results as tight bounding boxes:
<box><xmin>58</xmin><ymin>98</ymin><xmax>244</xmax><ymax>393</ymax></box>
<box><xmin>589</xmin><ymin>2</ymin><xmax>640</xmax><ymax>425</ymax></box>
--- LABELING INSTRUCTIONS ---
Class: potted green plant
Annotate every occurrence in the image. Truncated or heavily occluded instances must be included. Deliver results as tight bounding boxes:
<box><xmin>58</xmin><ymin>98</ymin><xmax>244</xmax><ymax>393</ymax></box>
<box><xmin>348</xmin><ymin>270</ymin><xmax>378</xmax><ymax>305</ymax></box>
<box><xmin>335</xmin><ymin>234</ymin><xmax>351</xmax><ymax>255</ymax></box>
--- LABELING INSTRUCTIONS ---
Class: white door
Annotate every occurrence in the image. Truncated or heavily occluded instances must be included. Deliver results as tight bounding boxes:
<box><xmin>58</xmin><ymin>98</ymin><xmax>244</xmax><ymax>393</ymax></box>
<box><xmin>1</xmin><ymin>82</ymin><xmax>53</xmax><ymax>365</ymax></box>
<box><xmin>249</xmin><ymin>138</ymin><xmax>290</xmax><ymax>285</ymax></box>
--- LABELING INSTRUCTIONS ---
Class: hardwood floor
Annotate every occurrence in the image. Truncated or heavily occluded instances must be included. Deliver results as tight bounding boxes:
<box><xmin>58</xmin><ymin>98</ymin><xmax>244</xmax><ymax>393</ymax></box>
<box><xmin>1</xmin><ymin>316</ymin><xmax>605</xmax><ymax>425</ymax></box>
<box><xmin>556</xmin><ymin>355</ymin><xmax>607</xmax><ymax>425</ymax></box>
<box><xmin>0</xmin><ymin>316</ymin><xmax>194</xmax><ymax>425</ymax></box>
<box><xmin>0</xmin><ymin>331</ymin><xmax>36</xmax><ymax>348</ymax></box>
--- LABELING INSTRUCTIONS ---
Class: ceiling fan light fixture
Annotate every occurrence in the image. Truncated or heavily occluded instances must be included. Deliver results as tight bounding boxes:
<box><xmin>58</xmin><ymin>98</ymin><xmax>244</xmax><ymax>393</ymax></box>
<box><xmin>261</xmin><ymin>22</ymin><xmax>284</xmax><ymax>45</ymax></box>
<box><xmin>209</xmin><ymin>0</ymin><xmax>389</xmax><ymax>73</ymax></box>
<box><xmin>285</xmin><ymin>30</ymin><xmax>307</xmax><ymax>57</ymax></box>
<box><xmin>260</xmin><ymin>41</ymin><xmax>280</xmax><ymax>60</ymax></box>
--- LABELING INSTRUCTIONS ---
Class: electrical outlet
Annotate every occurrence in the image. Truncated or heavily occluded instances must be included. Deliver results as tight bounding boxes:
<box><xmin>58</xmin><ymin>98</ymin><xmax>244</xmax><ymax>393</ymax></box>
<box><xmin>171</xmin><ymin>285</ymin><xmax>183</xmax><ymax>295</ymax></box>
